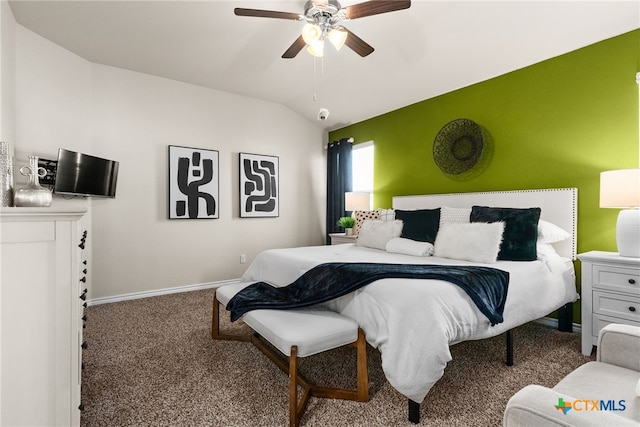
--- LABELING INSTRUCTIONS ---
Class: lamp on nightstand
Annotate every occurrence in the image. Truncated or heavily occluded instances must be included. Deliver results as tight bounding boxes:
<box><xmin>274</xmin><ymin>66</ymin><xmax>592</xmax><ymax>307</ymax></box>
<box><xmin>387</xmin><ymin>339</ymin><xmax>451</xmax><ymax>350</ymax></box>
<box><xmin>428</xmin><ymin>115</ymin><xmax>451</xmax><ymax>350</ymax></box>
<box><xmin>600</xmin><ymin>168</ymin><xmax>640</xmax><ymax>257</ymax></box>
<box><xmin>345</xmin><ymin>192</ymin><xmax>371</xmax><ymax>212</ymax></box>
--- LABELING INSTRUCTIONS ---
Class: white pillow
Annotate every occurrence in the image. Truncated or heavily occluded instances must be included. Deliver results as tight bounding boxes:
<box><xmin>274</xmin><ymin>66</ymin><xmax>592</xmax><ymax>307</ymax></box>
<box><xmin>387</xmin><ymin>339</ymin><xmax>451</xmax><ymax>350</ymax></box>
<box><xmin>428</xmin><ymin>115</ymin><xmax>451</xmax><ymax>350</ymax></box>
<box><xmin>385</xmin><ymin>237</ymin><xmax>434</xmax><ymax>257</ymax></box>
<box><xmin>439</xmin><ymin>206</ymin><xmax>471</xmax><ymax>227</ymax></box>
<box><xmin>353</xmin><ymin>210</ymin><xmax>380</xmax><ymax>235</ymax></box>
<box><xmin>434</xmin><ymin>222</ymin><xmax>504</xmax><ymax>264</ymax></box>
<box><xmin>377</xmin><ymin>208</ymin><xmax>395</xmax><ymax>221</ymax></box>
<box><xmin>356</xmin><ymin>220</ymin><xmax>403</xmax><ymax>250</ymax></box>
<box><xmin>538</xmin><ymin>220</ymin><xmax>571</xmax><ymax>244</ymax></box>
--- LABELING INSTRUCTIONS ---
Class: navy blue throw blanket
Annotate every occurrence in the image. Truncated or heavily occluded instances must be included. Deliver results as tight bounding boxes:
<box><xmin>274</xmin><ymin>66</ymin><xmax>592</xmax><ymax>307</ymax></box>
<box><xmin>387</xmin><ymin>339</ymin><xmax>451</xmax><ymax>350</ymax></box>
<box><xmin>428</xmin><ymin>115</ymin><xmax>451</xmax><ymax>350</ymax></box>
<box><xmin>227</xmin><ymin>263</ymin><xmax>509</xmax><ymax>325</ymax></box>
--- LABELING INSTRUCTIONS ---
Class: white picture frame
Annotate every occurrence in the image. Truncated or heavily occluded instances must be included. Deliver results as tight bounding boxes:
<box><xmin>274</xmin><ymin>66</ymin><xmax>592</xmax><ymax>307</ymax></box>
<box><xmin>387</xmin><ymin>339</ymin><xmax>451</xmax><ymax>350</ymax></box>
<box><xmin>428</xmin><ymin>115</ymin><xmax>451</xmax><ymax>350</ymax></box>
<box><xmin>239</xmin><ymin>152</ymin><xmax>279</xmax><ymax>218</ymax></box>
<box><xmin>168</xmin><ymin>145</ymin><xmax>219</xmax><ymax>219</ymax></box>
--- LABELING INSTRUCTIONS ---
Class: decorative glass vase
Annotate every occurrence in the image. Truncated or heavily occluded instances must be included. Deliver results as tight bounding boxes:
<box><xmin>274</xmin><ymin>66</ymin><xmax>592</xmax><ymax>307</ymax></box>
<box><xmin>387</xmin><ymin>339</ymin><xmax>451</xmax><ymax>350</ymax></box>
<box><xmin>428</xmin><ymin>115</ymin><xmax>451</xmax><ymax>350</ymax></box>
<box><xmin>14</xmin><ymin>156</ymin><xmax>52</xmax><ymax>207</ymax></box>
<box><xmin>0</xmin><ymin>142</ymin><xmax>14</xmax><ymax>207</ymax></box>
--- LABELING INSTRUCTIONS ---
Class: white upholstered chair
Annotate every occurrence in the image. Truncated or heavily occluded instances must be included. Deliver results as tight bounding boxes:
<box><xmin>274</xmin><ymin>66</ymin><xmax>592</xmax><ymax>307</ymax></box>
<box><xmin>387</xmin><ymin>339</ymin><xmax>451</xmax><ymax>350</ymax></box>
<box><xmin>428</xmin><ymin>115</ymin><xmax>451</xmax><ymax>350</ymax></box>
<box><xmin>504</xmin><ymin>323</ymin><xmax>640</xmax><ymax>426</ymax></box>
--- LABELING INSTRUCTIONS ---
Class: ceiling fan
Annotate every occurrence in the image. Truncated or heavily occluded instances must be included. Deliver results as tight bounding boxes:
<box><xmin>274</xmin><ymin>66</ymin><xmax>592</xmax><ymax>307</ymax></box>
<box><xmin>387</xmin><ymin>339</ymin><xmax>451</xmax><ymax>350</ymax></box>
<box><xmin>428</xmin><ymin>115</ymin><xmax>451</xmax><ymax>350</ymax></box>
<box><xmin>234</xmin><ymin>0</ymin><xmax>411</xmax><ymax>59</ymax></box>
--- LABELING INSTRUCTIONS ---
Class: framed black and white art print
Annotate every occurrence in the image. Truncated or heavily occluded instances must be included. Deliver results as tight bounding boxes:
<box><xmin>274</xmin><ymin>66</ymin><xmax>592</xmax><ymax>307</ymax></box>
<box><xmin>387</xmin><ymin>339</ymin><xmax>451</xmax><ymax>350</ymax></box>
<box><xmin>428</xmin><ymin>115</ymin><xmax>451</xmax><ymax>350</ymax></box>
<box><xmin>168</xmin><ymin>145</ymin><xmax>219</xmax><ymax>219</ymax></box>
<box><xmin>239</xmin><ymin>152</ymin><xmax>279</xmax><ymax>218</ymax></box>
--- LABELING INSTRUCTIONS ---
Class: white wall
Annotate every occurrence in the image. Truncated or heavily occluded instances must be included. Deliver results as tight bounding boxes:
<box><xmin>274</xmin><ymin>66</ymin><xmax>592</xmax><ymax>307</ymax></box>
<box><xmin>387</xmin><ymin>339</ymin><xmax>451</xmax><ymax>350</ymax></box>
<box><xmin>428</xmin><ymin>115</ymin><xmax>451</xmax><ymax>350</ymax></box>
<box><xmin>14</xmin><ymin>25</ymin><xmax>326</xmax><ymax>300</ymax></box>
<box><xmin>1</xmin><ymin>0</ymin><xmax>15</xmax><ymax>148</ymax></box>
<box><xmin>0</xmin><ymin>1</ymin><xmax>16</xmax><ymax>419</ymax></box>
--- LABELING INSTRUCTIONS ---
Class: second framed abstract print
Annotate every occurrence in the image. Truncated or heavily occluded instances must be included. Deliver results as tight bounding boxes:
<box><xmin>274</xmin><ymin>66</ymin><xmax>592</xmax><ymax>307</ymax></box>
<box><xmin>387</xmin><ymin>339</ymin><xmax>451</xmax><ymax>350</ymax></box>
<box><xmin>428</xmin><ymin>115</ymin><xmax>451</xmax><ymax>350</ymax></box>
<box><xmin>239</xmin><ymin>153</ymin><xmax>279</xmax><ymax>218</ymax></box>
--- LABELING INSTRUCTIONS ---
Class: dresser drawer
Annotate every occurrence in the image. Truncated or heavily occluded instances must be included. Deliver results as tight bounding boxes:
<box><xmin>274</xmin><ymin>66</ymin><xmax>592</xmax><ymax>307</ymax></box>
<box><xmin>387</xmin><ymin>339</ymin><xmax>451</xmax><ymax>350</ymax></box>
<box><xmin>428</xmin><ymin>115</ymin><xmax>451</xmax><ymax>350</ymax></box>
<box><xmin>592</xmin><ymin>314</ymin><xmax>640</xmax><ymax>339</ymax></box>
<box><xmin>593</xmin><ymin>290</ymin><xmax>640</xmax><ymax>323</ymax></box>
<box><xmin>592</xmin><ymin>264</ymin><xmax>640</xmax><ymax>294</ymax></box>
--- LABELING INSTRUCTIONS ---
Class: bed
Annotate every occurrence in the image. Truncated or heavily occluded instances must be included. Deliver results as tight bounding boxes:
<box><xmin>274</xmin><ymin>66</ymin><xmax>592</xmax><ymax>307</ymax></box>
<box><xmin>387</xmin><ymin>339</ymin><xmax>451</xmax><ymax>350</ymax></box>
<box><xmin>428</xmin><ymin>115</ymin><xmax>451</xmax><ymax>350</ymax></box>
<box><xmin>233</xmin><ymin>188</ymin><xmax>579</xmax><ymax>422</ymax></box>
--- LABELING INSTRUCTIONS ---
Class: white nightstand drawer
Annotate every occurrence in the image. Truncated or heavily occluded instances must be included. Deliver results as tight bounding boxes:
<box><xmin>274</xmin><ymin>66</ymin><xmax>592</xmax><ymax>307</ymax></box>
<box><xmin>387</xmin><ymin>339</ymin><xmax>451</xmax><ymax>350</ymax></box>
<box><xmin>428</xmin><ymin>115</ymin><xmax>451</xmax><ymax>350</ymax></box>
<box><xmin>592</xmin><ymin>314</ymin><xmax>640</xmax><ymax>339</ymax></box>
<box><xmin>592</xmin><ymin>264</ymin><xmax>640</xmax><ymax>294</ymax></box>
<box><xmin>593</xmin><ymin>290</ymin><xmax>640</xmax><ymax>322</ymax></box>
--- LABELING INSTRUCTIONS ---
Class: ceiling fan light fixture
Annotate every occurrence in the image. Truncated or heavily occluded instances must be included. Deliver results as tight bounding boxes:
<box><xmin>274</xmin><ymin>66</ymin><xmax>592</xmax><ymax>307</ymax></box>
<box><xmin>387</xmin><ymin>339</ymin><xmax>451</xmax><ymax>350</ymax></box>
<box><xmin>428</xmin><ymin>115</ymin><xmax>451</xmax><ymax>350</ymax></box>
<box><xmin>307</xmin><ymin>40</ymin><xmax>325</xmax><ymax>57</ymax></box>
<box><xmin>302</xmin><ymin>23</ymin><xmax>322</xmax><ymax>45</ymax></box>
<box><xmin>328</xmin><ymin>27</ymin><xmax>347</xmax><ymax>51</ymax></box>
<box><xmin>234</xmin><ymin>0</ymin><xmax>411</xmax><ymax>59</ymax></box>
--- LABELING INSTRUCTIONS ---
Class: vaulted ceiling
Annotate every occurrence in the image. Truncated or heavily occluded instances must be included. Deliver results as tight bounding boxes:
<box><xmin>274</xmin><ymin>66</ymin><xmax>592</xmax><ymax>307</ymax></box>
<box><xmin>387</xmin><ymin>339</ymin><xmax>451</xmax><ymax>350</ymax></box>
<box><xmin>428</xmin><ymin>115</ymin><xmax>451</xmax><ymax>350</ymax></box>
<box><xmin>9</xmin><ymin>1</ymin><xmax>640</xmax><ymax>130</ymax></box>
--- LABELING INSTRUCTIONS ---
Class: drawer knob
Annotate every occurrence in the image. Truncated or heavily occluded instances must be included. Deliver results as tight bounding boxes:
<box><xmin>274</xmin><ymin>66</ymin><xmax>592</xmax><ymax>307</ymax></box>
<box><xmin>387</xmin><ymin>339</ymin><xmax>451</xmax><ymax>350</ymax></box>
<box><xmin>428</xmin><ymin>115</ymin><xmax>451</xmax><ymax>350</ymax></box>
<box><xmin>78</xmin><ymin>403</ymin><xmax>85</xmax><ymax>411</ymax></box>
<box><xmin>630</xmin><ymin>306</ymin><xmax>637</xmax><ymax>312</ymax></box>
<box><xmin>629</xmin><ymin>279</ymin><xmax>637</xmax><ymax>284</ymax></box>
<box><xmin>81</xmin><ymin>341</ymin><xmax>88</xmax><ymax>349</ymax></box>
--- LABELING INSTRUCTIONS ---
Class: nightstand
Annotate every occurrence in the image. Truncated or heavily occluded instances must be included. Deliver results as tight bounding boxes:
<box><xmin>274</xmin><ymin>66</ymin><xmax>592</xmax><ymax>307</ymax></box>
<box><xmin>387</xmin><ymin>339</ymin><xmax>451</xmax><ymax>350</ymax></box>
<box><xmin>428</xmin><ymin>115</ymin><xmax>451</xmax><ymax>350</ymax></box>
<box><xmin>329</xmin><ymin>233</ymin><xmax>357</xmax><ymax>245</ymax></box>
<box><xmin>577</xmin><ymin>251</ymin><xmax>640</xmax><ymax>356</ymax></box>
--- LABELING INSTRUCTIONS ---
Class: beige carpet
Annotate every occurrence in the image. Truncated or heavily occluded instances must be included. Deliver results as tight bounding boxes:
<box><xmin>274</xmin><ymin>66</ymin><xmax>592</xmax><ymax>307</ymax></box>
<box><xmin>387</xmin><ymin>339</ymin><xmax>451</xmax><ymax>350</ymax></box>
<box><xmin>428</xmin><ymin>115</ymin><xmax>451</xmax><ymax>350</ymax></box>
<box><xmin>80</xmin><ymin>289</ymin><xmax>593</xmax><ymax>426</ymax></box>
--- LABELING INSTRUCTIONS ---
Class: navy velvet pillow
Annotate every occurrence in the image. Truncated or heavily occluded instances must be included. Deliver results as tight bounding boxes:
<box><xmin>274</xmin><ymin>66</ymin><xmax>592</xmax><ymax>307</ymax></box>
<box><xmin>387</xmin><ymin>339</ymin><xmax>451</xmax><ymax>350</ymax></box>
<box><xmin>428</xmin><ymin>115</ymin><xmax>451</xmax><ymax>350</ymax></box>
<box><xmin>394</xmin><ymin>208</ymin><xmax>441</xmax><ymax>243</ymax></box>
<box><xmin>470</xmin><ymin>206</ymin><xmax>541</xmax><ymax>261</ymax></box>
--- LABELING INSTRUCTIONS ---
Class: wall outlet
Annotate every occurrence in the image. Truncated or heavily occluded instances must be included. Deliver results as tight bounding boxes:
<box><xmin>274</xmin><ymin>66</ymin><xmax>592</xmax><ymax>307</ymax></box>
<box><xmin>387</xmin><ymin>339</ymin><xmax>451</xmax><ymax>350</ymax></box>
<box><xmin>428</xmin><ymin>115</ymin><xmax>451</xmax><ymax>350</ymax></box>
<box><xmin>240</xmin><ymin>254</ymin><xmax>246</xmax><ymax>264</ymax></box>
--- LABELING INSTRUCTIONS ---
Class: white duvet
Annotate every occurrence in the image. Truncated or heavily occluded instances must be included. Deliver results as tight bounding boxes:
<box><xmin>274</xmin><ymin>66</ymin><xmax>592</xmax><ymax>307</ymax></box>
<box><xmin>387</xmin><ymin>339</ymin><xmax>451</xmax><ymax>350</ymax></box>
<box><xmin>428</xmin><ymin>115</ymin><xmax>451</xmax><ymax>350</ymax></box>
<box><xmin>240</xmin><ymin>243</ymin><xmax>578</xmax><ymax>403</ymax></box>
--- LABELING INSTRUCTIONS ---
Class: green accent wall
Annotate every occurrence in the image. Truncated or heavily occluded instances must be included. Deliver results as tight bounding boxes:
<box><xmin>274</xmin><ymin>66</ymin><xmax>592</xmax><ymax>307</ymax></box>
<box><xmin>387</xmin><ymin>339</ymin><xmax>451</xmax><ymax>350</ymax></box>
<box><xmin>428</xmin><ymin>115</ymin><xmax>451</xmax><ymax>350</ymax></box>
<box><xmin>329</xmin><ymin>30</ymin><xmax>640</xmax><ymax>323</ymax></box>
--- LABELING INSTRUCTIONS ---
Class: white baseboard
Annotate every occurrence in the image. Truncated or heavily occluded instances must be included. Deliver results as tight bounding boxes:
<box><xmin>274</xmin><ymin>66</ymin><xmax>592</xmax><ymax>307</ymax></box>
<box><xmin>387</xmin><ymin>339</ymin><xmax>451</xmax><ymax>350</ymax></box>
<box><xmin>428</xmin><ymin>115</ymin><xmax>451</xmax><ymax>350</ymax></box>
<box><xmin>87</xmin><ymin>278</ymin><xmax>242</xmax><ymax>306</ymax></box>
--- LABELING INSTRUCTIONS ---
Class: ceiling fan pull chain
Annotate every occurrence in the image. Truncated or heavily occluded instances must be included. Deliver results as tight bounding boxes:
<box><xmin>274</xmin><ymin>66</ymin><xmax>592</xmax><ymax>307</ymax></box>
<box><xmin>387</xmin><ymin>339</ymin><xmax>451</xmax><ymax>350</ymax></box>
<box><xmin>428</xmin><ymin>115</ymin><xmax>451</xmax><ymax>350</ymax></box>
<box><xmin>312</xmin><ymin>55</ymin><xmax>325</xmax><ymax>102</ymax></box>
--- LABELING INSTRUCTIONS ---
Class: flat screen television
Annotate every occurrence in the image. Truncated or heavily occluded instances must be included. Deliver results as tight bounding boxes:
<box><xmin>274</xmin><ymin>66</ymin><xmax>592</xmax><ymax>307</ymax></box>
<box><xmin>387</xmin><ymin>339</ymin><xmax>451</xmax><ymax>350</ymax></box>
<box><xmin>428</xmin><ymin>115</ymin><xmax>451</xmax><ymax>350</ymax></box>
<box><xmin>53</xmin><ymin>148</ymin><xmax>119</xmax><ymax>198</ymax></box>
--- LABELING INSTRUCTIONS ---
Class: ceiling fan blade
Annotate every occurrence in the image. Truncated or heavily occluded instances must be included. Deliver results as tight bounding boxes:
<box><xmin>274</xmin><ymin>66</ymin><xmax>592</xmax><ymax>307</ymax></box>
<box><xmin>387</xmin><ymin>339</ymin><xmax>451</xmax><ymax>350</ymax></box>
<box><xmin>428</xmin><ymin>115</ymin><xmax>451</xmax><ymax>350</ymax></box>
<box><xmin>344</xmin><ymin>28</ymin><xmax>375</xmax><ymax>57</ymax></box>
<box><xmin>344</xmin><ymin>0</ymin><xmax>411</xmax><ymax>20</ymax></box>
<box><xmin>234</xmin><ymin>8</ymin><xmax>301</xmax><ymax>20</ymax></box>
<box><xmin>282</xmin><ymin>36</ymin><xmax>306</xmax><ymax>59</ymax></box>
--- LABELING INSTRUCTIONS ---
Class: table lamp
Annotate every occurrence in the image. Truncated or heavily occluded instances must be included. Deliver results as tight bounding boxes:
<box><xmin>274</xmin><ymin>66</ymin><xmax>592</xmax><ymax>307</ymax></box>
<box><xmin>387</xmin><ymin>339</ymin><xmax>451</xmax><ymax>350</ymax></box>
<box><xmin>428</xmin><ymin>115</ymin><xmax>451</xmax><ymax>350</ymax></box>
<box><xmin>600</xmin><ymin>168</ymin><xmax>640</xmax><ymax>257</ymax></box>
<box><xmin>345</xmin><ymin>192</ymin><xmax>371</xmax><ymax>213</ymax></box>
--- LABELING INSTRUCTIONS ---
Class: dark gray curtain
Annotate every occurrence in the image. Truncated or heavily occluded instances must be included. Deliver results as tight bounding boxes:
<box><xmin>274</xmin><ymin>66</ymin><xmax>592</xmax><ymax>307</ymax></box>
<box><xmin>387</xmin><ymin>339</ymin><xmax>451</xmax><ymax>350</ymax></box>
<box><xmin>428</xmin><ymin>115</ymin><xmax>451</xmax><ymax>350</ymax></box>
<box><xmin>326</xmin><ymin>138</ymin><xmax>352</xmax><ymax>244</ymax></box>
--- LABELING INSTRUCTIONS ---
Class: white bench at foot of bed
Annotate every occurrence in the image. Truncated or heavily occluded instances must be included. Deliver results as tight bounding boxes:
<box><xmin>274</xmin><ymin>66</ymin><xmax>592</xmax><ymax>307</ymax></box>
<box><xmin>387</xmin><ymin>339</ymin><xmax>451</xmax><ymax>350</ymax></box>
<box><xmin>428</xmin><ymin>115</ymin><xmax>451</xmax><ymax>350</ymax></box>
<box><xmin>211</xmin><ymin>282</ymin><xmax>369</xmax><ymax>427</ymax></box>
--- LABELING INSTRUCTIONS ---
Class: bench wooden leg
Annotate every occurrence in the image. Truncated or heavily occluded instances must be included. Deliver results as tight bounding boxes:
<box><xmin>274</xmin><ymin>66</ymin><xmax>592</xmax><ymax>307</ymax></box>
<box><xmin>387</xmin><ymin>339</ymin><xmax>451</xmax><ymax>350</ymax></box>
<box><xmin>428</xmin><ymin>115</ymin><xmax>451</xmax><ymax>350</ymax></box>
<box><xmin>304</xmin><ymin>328</ymin><xmax>369</xmax><ymax>402</ymax></box>
<box><xmin>211</xmin><ymin>292</ymin><xmax>250</xmax><ymax>342</ymax></box>
<box><xmin>251</xmin><ymin>328</ymin><xmax>369</xmax><ymax>426</ymax></box>
<box><xmin>290</xmin><ymin>346</ymin><xmax>299</xmax><ymax>427</ymax></box>
<box><xmin>289</xmin><ymin>345</ymin><xmax>312</xmax><ymax>427</ymax></box>
<box><xmin>355</xmin><ymin>328</ymin><xmax>369</xmax><ymax>402</ymax></box>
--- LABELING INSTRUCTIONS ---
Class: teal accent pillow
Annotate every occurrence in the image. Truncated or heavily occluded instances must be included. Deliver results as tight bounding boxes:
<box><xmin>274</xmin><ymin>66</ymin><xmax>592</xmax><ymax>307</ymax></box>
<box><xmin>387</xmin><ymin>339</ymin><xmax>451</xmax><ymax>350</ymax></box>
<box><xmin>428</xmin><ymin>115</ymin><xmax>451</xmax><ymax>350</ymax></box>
<box><xmin>470</xmin><ymin>206</ymin><xmax>541</xmax><ymax>261</ymax></box>
<box><xmin>394</xmin><ymin>208</ymin><xmax>441</xmax><ymax>243</ymax></box>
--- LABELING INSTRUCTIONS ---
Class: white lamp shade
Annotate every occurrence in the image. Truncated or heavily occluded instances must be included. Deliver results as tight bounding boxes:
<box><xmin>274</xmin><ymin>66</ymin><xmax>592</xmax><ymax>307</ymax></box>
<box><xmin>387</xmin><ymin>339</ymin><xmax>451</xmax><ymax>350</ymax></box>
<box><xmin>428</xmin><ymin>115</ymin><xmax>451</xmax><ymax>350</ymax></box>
<box><xmin>306</xmin><ymin>40</ymin><xmax>324</xmax><ymax>57</ymax></box>
<box><xmin>328</xmin><ymin>28</ymin><xmax>347</xmax><ymax>51</ymax></box>
<box><xmin>600</xmin><ymin>169</ymin><xmax>640</xmax><ymax>208</ymax></box>
<box><xmin>600</xmin><ymin>169</ymin><xmax>640</xmax><ymax>257</ymax></box>
<box><xmin>302</xmin><ymin>23</ymin><xmax>322</xmax><ymax>45</ymax></box>
<box><xmin>345</xmin><ymin>192</ymin><xmax>371</xmax><ymax>211</ymax></box>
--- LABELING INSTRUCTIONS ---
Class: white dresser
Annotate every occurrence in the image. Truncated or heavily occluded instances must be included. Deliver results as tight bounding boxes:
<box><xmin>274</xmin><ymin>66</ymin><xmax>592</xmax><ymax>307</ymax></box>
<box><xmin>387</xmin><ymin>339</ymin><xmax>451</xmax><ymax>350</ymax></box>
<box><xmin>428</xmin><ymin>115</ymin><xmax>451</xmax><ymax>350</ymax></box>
<box><xmin>1</xmin><ymin>207</ymin><xmax>87</xmax><ymax>426</ymax></box>
<box><xmin>577</xmin><ymin>251</ymin><xmax>640</xmax><ymax>356</ymax></box>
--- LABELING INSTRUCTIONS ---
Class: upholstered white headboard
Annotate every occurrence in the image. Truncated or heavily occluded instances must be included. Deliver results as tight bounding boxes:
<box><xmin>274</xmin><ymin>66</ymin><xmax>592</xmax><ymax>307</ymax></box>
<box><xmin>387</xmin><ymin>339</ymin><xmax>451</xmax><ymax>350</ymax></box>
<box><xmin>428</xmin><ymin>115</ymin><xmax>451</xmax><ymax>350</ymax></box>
<box><xmin>392</xmin><ymin>188</ymin><xmax>577</xmax><ymax>259</ymax></box>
